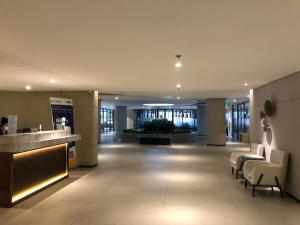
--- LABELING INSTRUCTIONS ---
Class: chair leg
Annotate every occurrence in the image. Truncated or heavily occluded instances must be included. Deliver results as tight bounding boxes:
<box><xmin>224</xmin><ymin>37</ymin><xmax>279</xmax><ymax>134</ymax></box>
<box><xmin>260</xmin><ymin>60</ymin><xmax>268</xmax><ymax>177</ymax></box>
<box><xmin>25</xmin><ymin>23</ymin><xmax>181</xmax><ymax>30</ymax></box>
<box><xmin>275</xmin><ymin>176</ymin><xmax>284</xmax><ymax>198</ymax></box>
<box><xmin>245</xmin><ymin>179</ymin><xmax>248</xmax><ymax>189</ymax></box>
<box><xmin>252</xmin><ymin>185</ymin><xmax>256</xmax><ymax>197</ymax></box>
<box><xmin>279</xmin><ymin>186</ymin><xmax>284</xmax><ymax>198</ymax></box>
<box><xmin>236</xmin><ymin>170</ymin><xmax>239</xmax><ymax>179</ymax></box>
<box><xmin>232</xmin><ymin>167</ymin><xmax>234</xmax><ymax>175</ymax></box>
<box><xmin>271</xmin><ymin>186</ymin><xmax>274</xmax><ymax>192</ymax></box>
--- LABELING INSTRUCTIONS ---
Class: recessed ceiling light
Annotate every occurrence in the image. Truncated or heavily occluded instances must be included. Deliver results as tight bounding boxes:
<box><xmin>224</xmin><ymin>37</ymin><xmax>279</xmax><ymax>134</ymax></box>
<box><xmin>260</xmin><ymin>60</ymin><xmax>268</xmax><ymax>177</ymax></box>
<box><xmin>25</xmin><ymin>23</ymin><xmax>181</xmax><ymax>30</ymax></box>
<box><xmin>175</xmin><ymin>54</ymin><xmax>183</xmax><ymax>68</ymax></box>
<box><xmin>175</xmin><ymin>62</ymin><xmax>182</xmax><ymax>68</ymax></box>
<box><xmin>176</xmin><ymin>84</ymin><xmax>181</xmax><ymax>89</ymax></box>
<box><xmin>49</xmin><ymin>79</ymin><xmax>56</xmax><ymax>83</ymax></box>
<box><xmin>25</xmin><ymin>85</ymin><xmax>31</xmax><ymax>90</ymax></box>
<box><xmin>143</xmin><ymin>103</ymin><xmax>174</xmax><ymax>107</ymax></box>
<box><xmin>244</xmin><ymin>82</ymin><xmax>248</xmax><ymax>86</ymax></box>
<box><xmin>115</xmin><ymin>96</ymin><xmax>119</xmax><ymax>100</ymax></box>
<box><xmin>177</xmin><ymin>97</ymin><xmax>180</xmax><ymax>100</ymax></box>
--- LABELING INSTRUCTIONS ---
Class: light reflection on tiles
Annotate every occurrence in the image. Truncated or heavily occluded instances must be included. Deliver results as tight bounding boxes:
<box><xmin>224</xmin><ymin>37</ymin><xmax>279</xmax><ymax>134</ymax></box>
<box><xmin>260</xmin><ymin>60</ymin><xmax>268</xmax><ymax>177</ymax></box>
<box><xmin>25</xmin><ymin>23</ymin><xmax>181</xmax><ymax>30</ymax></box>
<box><xmin>3</xmin><ymin>141</ymin><xmax>298</xmax><ymax>225</ymax></box>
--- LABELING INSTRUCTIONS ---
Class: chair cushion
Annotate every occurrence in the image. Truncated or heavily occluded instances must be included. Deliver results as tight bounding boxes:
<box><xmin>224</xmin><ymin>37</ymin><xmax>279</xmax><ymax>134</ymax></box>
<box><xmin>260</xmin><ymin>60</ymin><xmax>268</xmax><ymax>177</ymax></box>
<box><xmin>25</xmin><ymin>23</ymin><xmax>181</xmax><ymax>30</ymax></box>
<box><xmin>237</xmin><ymin>155</ymin><xmax>265</xmax><ymax>170</ymax></box>
<box><xmin>231</xmin><ymin>143</ymin><xmax>265</xmax><ymax>170</ymax></box>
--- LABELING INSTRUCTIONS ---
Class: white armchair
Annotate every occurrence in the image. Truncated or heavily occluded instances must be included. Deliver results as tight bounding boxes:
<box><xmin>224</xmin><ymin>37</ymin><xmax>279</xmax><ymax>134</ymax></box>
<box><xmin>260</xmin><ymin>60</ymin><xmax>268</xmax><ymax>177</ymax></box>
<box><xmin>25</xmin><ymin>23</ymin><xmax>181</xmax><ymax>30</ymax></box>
<box><xmin>244</xmin><ymin>149</ymin><xmax>289</xmax><ymax>197</ymax></box>
<box><xmin>230</xmin><ymin>143</ymin><xmax>265</xmax><ymax>179</ymax></box>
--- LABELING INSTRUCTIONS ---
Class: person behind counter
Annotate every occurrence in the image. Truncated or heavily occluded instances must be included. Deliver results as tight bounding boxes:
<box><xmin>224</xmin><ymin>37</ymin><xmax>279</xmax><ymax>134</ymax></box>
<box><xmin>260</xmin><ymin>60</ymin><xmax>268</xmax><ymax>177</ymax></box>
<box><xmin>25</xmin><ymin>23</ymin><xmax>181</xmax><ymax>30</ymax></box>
<box><xmin>0</xmin><ymin>117</ymin><xmax>8</xmax><ymax>135</ymax></box>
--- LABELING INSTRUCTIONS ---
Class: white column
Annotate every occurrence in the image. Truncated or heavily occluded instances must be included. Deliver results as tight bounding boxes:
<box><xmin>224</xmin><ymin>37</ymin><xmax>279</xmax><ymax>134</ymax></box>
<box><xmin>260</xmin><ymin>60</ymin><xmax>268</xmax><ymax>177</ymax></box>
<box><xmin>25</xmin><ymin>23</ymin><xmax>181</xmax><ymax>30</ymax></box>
<box><xmin>115</xmin><ymin>106</ymin><xmax>127</xmax><ymax>134</ymax></box>
<box><xmin>127</xmin><ymin>109</ymin><xmax>134</xmax><ymax>129</ymax></box>
<box><xmin>207</xmin><ymin>98</ymin><xmax>226</xmax><ymax>146</ymax></box>
<box><xmin>74</xmin><ymin>91</ymin><xmax>99</xmax><ymax>166</ymax></box>
<box><xmin>197</xmin><ymin>104</ymin><xmax>207</xmax><ymax>136</ymax></box>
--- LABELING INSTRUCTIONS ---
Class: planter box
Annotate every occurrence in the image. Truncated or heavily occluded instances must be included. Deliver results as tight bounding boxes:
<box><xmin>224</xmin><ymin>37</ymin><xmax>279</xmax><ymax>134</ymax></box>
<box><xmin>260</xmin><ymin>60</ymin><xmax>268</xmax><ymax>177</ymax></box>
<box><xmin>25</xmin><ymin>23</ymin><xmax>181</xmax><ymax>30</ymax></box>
<box><xmin>139</xmin><ymin>136</ymin><xmax>172</xmax><ymax>145</ymax></box>
<box><xmin>118</xmin><ymin>133</ymin><xmax>202</xmax><ymax>144</ymax></box>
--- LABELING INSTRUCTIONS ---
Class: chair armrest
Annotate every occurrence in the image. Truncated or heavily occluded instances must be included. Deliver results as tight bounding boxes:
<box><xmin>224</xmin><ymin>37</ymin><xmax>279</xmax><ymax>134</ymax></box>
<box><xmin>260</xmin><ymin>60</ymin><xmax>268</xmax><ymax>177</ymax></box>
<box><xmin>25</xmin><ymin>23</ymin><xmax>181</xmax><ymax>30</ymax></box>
<box><xmin>244</xmin><ymin>160</ymin><xmax>267</xmax><ymax>173</ymax></box>
<box><xmin>230</xmin><ymin>152</ymin><xmax>247</xmax><ymax>161</ymax></box>
<box><xmin>252</xmin><ymin>165</ymin><xmax>287</xmax><ymax>185</ymax></box>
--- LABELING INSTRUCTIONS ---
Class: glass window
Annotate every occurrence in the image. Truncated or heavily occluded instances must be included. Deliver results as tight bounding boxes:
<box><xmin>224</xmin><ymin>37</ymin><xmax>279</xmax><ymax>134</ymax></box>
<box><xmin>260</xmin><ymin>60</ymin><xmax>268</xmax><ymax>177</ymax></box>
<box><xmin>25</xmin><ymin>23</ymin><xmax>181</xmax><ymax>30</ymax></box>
<box><xmin>134</xmin><ymin>108</ymin><xmax>197</xmax><ymax>131</ymax></box>
<box><xmin>227</xmin><ymin>102</ymin><xmax>249</xmax><ymax>141</ymax></box>
<box><xmin>100</xmin><ymin>108</ymin><xmax>114</xmax><ymax>133</ymax></box>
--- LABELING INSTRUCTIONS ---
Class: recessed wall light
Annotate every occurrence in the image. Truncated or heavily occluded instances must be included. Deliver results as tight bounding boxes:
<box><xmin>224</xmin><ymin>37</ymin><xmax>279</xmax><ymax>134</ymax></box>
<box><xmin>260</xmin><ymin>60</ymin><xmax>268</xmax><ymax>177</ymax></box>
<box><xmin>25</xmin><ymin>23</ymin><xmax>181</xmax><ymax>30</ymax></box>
<box><xmin>244</xmin><ymin>82</ymin><xmax>248</xmax><ymax>86</ymax></box>
<box><xmin>115</xmin><ymin>96</ymin><xmax>119</xmax><ymax>100</ymax></box>
<box><xmin>49</xmin><ymin>79</ymin><xmax>56</xmax><ymax>83</ymax></box>
<box><xmin>176</xmin><ymin>84</ymin><xmax>181</xmax><ymax>89</ymax></box>
<box><xmin>25</xmin><ymin>85</ymin><xmax>31</xmax><ymax>90</ymax></box>
<box><xmin>177</xmin><ymin>97</ymin><xmax>180</xmax><ymax>100</ymax></box>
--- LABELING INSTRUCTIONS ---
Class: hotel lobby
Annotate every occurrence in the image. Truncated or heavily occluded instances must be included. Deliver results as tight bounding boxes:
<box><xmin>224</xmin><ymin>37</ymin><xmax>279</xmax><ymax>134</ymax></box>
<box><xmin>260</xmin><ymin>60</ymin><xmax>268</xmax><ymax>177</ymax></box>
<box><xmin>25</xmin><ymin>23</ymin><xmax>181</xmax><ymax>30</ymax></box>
<box><xmin>0</xmin><ymin>1</ymin><xmax>300</xmax><ymax>225</ymax></box>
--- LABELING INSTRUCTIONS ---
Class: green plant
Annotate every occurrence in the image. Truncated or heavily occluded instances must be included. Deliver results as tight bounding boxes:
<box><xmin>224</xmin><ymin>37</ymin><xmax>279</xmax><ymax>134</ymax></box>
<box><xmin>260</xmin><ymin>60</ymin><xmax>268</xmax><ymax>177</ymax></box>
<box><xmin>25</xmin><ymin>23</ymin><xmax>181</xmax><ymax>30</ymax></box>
<box><xmin>142</xmin><ymin>119</ymin><xmax>175</xmax><ymax>133</ymax></box>
<box><xmin>123</xmin><ymin>119</ymin><xmax>192</xmax><ymax>134</ymax></box>
<box><xmin>180</xmin><ymin>123</ymin><xmax>191</xmax><ymax>131</ymax></box>
<box><xmin>123</xmin><ymin>129</ymin><xmax>142</xmax><ymax>134</ymax></box>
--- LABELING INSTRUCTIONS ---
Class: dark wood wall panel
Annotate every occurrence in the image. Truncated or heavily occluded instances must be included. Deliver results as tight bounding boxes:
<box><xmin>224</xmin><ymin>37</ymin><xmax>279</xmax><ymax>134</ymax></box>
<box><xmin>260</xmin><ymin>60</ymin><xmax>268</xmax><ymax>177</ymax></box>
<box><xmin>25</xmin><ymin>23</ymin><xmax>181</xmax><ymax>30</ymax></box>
<box><xmin>0</xmin><ymin>144</ymin><xmax>68</xmax><ymax>207</ymax></box>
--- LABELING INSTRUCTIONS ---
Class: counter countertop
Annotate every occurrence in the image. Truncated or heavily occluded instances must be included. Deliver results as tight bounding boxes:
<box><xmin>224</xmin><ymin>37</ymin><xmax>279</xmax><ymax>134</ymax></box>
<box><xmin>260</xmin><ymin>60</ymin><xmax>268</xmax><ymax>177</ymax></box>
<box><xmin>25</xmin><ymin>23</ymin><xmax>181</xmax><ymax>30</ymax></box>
<box><xmin>0</xmin><ymin>130</ymin><xmax>81</xmax><ymax>153</ymax></box>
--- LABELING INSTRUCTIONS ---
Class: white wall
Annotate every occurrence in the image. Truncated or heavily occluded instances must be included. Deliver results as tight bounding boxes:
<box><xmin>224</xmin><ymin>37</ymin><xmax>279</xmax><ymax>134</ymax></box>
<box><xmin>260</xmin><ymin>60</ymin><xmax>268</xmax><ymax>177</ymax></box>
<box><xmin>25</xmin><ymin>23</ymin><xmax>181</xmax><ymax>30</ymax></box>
<box><xmin>250</xmin><ymin>71</ymin><xmax>300</xmax><ymax>199</ymax></box>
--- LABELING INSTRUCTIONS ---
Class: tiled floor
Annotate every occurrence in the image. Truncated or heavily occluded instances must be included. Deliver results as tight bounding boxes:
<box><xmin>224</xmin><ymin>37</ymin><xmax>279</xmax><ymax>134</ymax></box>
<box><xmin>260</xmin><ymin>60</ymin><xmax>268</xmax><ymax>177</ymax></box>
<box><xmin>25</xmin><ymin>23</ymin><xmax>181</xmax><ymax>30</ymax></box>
<box><xmin>1</xmin><ymin>142</ymin><xmax>299</xmax><ymax>225</ymax></box>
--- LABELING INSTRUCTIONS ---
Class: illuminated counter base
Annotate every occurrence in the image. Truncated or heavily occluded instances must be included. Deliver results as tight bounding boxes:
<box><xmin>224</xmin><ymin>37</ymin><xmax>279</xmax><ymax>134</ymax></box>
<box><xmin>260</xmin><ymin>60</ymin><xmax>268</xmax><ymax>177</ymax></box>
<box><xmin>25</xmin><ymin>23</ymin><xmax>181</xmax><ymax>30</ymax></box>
<box><xmin>0</xmin><ymin>144</ymin><xmax>68</xmax><ymax>207</ymax></box>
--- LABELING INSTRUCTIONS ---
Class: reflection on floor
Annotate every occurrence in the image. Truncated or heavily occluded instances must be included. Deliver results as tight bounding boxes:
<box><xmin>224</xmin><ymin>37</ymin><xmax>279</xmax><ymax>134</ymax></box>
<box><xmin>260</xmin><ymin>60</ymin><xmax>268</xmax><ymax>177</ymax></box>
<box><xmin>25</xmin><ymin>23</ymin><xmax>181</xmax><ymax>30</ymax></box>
<box><xmin>100</xmin><ymin>131</ymin><xmax>117</xmax><ymax>143</ymax></box>
<box><xmin>0</xmin><ymin>142</ymin><xmax>299</xmax><ymax>225</ymax></box>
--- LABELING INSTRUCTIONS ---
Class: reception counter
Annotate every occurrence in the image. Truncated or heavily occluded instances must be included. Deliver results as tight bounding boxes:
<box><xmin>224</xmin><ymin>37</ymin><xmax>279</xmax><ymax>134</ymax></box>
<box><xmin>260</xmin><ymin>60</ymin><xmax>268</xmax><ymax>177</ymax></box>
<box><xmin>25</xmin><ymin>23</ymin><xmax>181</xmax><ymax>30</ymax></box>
<box><xmin>0</xmin><ymin>130</ymin><xmax>81</xmax><ymax>207</ymax></box>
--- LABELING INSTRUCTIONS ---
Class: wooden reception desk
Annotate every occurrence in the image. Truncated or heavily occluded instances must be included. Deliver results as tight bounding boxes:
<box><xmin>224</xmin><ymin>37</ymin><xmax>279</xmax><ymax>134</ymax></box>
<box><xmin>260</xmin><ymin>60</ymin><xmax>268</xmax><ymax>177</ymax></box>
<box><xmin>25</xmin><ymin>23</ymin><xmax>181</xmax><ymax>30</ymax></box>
<box><xmin>0</xmin><ymin>130</ymin><xmax>81</xmax><ymax>207</ymax></box>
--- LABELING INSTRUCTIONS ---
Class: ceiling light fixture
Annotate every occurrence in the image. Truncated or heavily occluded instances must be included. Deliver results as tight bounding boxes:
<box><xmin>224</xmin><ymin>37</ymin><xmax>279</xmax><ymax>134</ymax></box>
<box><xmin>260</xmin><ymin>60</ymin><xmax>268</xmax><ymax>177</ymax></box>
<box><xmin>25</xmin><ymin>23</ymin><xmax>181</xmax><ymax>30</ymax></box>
<box><xmin>177</xmin><ymin>97</ymin><xmax>180</xmax><ymax>100</ymax></box>
<box><xmin>115</xmin><ymin>96</ymin><xmax>119</xmax><ymax>100</ymax></box>
<box><xmin>175</xmin><ymin>54</ymin><xmax>183</xmax><ymax>68</ymax></box>
<box><xmin>176</xmin><ymin>84</ymin><xmax>181</xmax><ymax>90</ymax></box>
<box><xmin>25</xmin><ymin>85</ymin><xmax>31</xmax><ymax>90</ymax></box>
<box><xmin>244</xmin><ymin>82</ymin><xmax>248</xmax><ymax>86</ymax></box>
<box><xmin>143</xmin><ymin>103</ymin><xmax>174</xmax><ymax>107</ymax></box>
<box><xmin>49</xmin><ymin>79</ymin><xmax>56</xmax><ymax>83</ymax></box>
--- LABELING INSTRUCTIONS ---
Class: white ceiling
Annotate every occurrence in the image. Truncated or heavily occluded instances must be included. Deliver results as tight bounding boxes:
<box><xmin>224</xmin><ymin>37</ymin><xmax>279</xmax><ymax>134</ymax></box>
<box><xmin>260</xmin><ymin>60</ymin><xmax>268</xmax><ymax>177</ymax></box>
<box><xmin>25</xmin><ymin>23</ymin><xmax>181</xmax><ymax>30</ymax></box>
<box><xmin>100</xmin><ymin>94</ymin><xmax>200</xmax><ymax>109</ymax></box>
<box><xmin>1</xmin><ymin>0</ymin><xmax>300</xmax><ymax>100</ymax></box>
<box><xmin>100</xmin><ymin>94</ymin><xmax>247</xmax><ymax>109</ymax></box>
